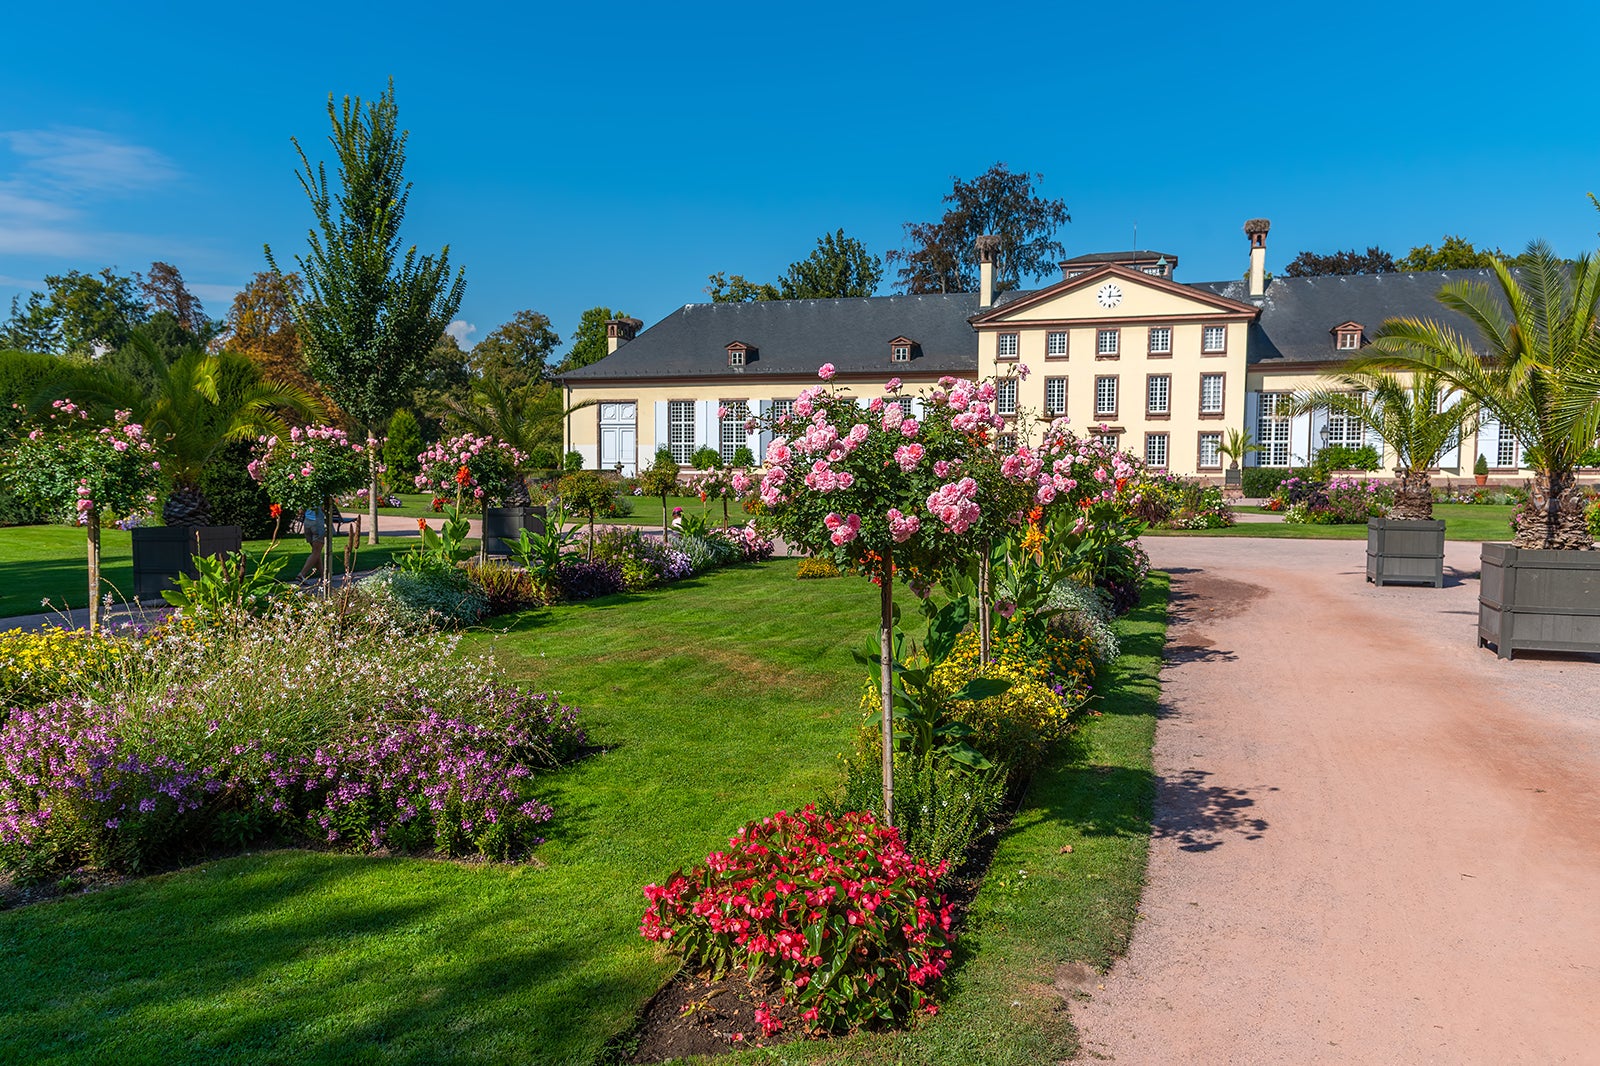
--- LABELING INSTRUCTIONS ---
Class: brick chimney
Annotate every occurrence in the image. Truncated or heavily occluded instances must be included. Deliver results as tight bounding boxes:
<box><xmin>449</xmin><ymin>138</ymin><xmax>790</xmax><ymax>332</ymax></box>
<box><xmin>1244</xmin><ymin>219</ymin><xmax>1271</xmax><ymax>301</ymax></box>
<box><xmin>606</xmin><ymin>317</ymin><xmax>643</xmax><ymax>355</ymax></box>
<box><xmin>976</xmin><ymin>235</ymin><xmax>1000</xmax><ymax>309</ymax></box>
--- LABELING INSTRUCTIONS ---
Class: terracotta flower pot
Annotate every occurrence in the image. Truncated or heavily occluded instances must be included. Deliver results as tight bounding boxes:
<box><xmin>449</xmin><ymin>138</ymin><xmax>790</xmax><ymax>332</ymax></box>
<box><xmin>1475</xmin><ymin>474</ymin><xmax>1489</xmax><ymax>486</ymax></box>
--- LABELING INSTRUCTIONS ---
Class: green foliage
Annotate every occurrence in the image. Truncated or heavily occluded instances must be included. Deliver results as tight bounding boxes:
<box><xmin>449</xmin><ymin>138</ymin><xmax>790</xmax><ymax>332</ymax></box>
<box><xmin>1</xmin><ymin>268</ymin><xmax>148</xmax><ymax>356</ymax></box>
<box><xmin>502</xmin><ymin>510</ymin><xmax>580</xmax><ymax>597</ymax></box>
<box><xmin>1475</xmin><ymin>453</ymin><xmax>1491</xmax><ymax>476</ymax></box>
<box><xmin>1283</xmin><ymin>247</ymin><xmax>1397</xmax><ymax>277</ymax></box>
<box><xmin>404</xmin><ymin>499</ymin><xmax>475</xmax><ymax>573</ymax></box>
<box><xmin>251</xmin><ymin>426</ymin><xmax>369</xmax><ymax>514</ymax></box>
<box><xmin>470</xmin><ymin>309</ymin><xmax>559</xmax><ymax>392</ymax></box>
<box><xmin>689</xmin><ymin>445</ymin><xmax>719</xmax><ymax>470</ymax></box>
<box><xmin>554</xmin><ymin>306</ymin><xmax>628</xmax><ymax>374</ymax></box>
<box><xmin>563</xmin><ymin>449</ymin><xmax>582</xmax><ymax>471</ymax></box>
<box><xmin>160</xmin><ymin>550</ymin><xmax>289</xmax><ymax>617</ymax></box>
<box><xmin>1397</xmin><ymin>235</ymin><xmax>1505</xmax><ymax>272</ymax></box>
<box><xmin>833</xmin><ymin>750</ymin><xmax>1009</xmax><ymax>869</ymax></box>
<box><xmin>707</xmin><ymin>229</ymin><xmax>883</xmax><ymax>302</ymax></box>
<box><xmin>729</xmin><ymin>444</ymin><xmax>754</xmax><ymax>468</ymax></box>
<box><xmin>887</xmin><ymin>163</ymin><xmax>1070</xmax><ymax>294</ymax></box>
<box><xmin>266</xmin><ymin>79</ymin><xmax>466</xmax><ymax>433</ymax></box>
<box><xmin>1241</xmin><ymin>466</ymin><xmax>1311</xmax><ymax>498</ymax></box>
<box><xmin>463</xmin><ymin>559</ymin><xmax>539</xmax><ymax>616</ymax></box>
<box><xmin>1</xmin><ymin>405</ymin><xmax>165</xmax><ymax>524</ymax></box>
<box><xmin>357</xmin><ymin>566</ymin><xmax>487</xmax><ymax>629</ymax></box>
<box><xmin>383</xmin><ymin>408</ymin><xmax>423</xmax><ymax>483</ymax></box>
<box><xmin>195</xmin><ymin>441</ymin><xmax>278</xmax><ymax>539</ymax></box>
<box><xmin>1311</xmin><ymin>443</ymin><xmax>1381</xmax><ymax>477</ymax></box>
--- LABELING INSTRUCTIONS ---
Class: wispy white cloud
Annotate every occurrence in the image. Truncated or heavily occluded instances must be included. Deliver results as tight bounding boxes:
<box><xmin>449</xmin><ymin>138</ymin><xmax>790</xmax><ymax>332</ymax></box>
<box><xmin>445</xmin><ymin>319</ymin><xmax>476</xmax><ymax>346</ymax></box>
<box><xmin>0</xmin><ymin>127</ymin><xmax>182</xmax><ymax>263</ymax></box>
<box><xmin>188</xmin><ymin>282</ymin><xmax>241</xmax><ymax>311</ymax></box>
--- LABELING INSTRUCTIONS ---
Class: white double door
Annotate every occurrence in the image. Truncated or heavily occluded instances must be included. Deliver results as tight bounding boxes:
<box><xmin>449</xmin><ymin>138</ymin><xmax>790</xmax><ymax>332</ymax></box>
<box><xmin>599</xmin><ymin>402</ymin><xmax>637</xmax><ymax>475</ymax></box>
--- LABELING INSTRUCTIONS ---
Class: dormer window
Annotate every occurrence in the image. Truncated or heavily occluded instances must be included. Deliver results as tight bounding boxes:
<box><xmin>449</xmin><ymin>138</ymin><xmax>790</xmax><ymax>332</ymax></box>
<box><xmin>889</xmin><ymin>336</ymin><xmax>914</xmax><ymax>363</ymax></box>
<box><xmin>727</xmin><ymin>341</ymin><xmax>752</xmax><ymax>367</ymax></box>
<box><xmin>1332</xmin><ymin>322</ymin><xmax>1364</xmax><ymax>351</ymax></box>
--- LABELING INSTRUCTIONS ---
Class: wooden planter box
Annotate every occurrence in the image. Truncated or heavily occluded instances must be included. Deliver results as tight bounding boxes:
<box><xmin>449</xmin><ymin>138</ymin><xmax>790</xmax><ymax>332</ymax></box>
<box><xmin>1478</xmin><ymin>543</ymin><xmax>1600</xmax><ymax>659</ymax></box>
<box><xmin>131</xmin><ymin>525</ymin><xmax>243</xmax><ymax>599</ymax></box>
<box><xmin>1366</xmin><ymin>518</ymin><xmax>1445</xmax><ymax>588</ymax></box>
<box><xmin>481</xmin><ymin>505</ymin><xmax>547</xmax><ymax>556</ymax></box>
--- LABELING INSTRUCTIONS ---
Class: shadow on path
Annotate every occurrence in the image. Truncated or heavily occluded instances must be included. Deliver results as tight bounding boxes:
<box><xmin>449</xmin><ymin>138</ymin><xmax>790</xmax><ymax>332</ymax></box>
<box><xmin>1154</xmin><ymin>769</ymin><xmax>1274</xmax><ymax>852</ymax></box>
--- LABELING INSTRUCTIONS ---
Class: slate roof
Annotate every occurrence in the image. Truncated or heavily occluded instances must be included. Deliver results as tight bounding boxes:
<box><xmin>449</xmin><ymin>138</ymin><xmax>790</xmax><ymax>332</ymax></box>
<box><xmin>1060</xmin><ymin>250</ymin><xmax>1177</xmax><ymax>266</ymax></box>
<box><xmin>1191</xmin><ymin>270</ymin><xmax>1502</xmax><ymax>366</ymax></box>
<box><xmin>561</xmin><ymin>293</ymin><xmax>981</xmax><ymax>381</ymax></box>
<box><xmin>564</xmin><ymin>267</ymin><xmax>1509</xmax><ymax>383</ymax></box>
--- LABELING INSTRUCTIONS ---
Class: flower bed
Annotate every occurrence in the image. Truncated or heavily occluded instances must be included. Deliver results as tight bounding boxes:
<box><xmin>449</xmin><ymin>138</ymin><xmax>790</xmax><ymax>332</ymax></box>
<box><xmin>1275</xmin><ymin>476</ymin><xmax>1392</xmax><ymax>524</ymax></box>
<box><xmin>641</xmin><ymin>807</ymin><xmax>953</xmax><ymax>1038</ymax></box>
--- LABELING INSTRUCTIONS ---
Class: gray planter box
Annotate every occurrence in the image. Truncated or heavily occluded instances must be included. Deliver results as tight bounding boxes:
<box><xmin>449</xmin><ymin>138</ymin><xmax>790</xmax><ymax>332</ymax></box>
<box><xmin>1478</xmin><ymin>543</ymin><xmax>1600</xmax><ymax>659</ymax></box>
<box><xmin>131</xmin><ymin>525</ymin><xmax>243</xmax><ymax>599</ymax></box>
<box><xmin>1366</xmin><ymin>518</ymin><xmax>1445</xmax><ymax>588</ymax></box>
<box><xmin>482</xmin><ymin>505</ymin><xmax>547</xmax><ymax>556</ymax></box>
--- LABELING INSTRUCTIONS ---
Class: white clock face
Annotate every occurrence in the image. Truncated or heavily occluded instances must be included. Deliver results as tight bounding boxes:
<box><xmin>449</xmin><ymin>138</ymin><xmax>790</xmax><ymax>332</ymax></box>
<box><xmin>1097</xmin><ymin>283</ymin><xmax>1123</xmax><ymax>308</ymax></box>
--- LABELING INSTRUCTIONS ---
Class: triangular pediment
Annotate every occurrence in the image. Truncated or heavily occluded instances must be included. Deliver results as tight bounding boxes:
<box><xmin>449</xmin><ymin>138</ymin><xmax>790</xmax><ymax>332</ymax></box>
<box><xmin>971</xmin><ymin>264</ymin><xmax>1258</xmax><ymax>325</ymax></box>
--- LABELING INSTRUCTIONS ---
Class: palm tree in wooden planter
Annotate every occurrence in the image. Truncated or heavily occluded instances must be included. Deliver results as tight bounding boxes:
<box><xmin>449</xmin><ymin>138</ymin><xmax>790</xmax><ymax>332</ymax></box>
<box><xmin>1287</xmin><ymin>368</ymin><xmax>1478</xmax><ymax>520</ymax></box>
<box><xmin>1368</xmin><ymin>241</ymin><xmax>1600</xmax><ymax>549</ymax></box>
<box><xmin>1216</xmin><ymin>428</ymin><xmax>1259</xmax><ymax>488</ymax></box>
<box><xmin>1366</xmin><ymin>241</ymin><xmax>1600</xmax><ymax>654</ymax></box>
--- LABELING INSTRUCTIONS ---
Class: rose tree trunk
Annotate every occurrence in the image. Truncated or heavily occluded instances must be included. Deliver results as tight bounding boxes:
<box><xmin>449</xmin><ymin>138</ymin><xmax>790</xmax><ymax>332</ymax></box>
<box><xmin>86</xmin><ymin>508</ymin><xmax>101</xmax><ymax>633</ymax></box>
<box><xmin>367</xmin><ymin>434</ymin><xmax>380</xmax><ymax>545</ymax></box>
<box><xmin>878</xmin><ymin>555</ymin><xmax>896</xmax><ymax>829</ymax></box>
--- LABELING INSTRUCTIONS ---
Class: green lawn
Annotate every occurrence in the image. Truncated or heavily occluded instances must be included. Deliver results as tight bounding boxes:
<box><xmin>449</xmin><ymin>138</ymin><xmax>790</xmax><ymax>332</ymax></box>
<box><xmin>0</xmin><ymin>564</ymin><xmax>1169</xmax><ymax>1065</ymax></box>
<box><xmin>0</xmin><ymin>525</ymin><xmax>416</xmax><ymax>619</ymax></box>
<box><xmin>1147</xmin><ymin>503</ymin><xmax>1517</xmax><ymax>542</ymax></box>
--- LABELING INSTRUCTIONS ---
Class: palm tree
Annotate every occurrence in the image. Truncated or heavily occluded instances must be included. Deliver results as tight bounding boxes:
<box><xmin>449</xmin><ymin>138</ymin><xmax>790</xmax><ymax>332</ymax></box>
<box><xmin>64</xmin><ymin>335</ymin><xmax>323</xmax><ymax>526</ymax></box>
<box><xmin>1288</xmin><ymin>369</ymin><xmax>1477</xmax><ymax>521</ymax></box>
<box><xmin>1368</xmin><ymin>241</ymin><xmax>1600</xmax><ymax>548</ymax></box>
<box><xmin>1216</xmin><ymin>427</ymin><xmax>1261</xmax><ymax>470</ymax></box>
<box><xmin>445</xmin><ymin>376</ymin><xmax>596</xmax><ymax>501</ymax></box>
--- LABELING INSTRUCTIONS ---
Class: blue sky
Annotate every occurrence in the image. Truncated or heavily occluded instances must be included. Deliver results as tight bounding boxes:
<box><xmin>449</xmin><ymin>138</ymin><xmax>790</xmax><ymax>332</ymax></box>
<box><xmin>3</xmin><ymin>1</ymin><xmax>1598</xmax><ymax>355</ymax></box>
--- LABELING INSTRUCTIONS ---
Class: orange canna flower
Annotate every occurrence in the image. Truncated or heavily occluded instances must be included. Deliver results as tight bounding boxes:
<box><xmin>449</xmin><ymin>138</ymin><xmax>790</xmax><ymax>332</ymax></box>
<box><xmin>417</xmin><ymin>517</ymin><xmax>427</xmax><ymax>531</ymax></box>
<box><xmin>455</xmin><ymin>465</ymin><xmax>472</xmax><ymax>486</ymax></box>
<box><xmin>269</xmin><ymin>503</ymin><xmax>283</xmax><ymax>519</ymax></box>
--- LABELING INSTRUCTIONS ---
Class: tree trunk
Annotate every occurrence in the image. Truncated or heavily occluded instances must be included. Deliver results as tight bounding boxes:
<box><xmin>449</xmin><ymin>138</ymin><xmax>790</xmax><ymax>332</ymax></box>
<box><xmin>322</xmin><ymin>494</ymin><xmax>335</xmax><ymax>592</ymax></box>
<box><xmin>1517</xmin><ymin>469</ymin><xmax>1594</xmax><ymax>549</ymax></box>
<box><xmin>978</xmin><ymin>545</ymin><xmax>992</xmax><ymax>665</ymax></box>
<box><xmin>1389</xmin><ymin>470</ymin><xmax>1435</xmax><ymax>521</ymax></box>
<box><xmin>878</xmin><ymin>553</ymin><xmax>896</xmax><ymax>829</ymax></box>
<box><xmin>367</xmin><ymin>433</ymin><xmax>380</xmax><ymax>545</ymax></box>
<box><xmin>86</xmin><ymin>508</ymin><xmax>101</xmax><ymax>633</ymax></box>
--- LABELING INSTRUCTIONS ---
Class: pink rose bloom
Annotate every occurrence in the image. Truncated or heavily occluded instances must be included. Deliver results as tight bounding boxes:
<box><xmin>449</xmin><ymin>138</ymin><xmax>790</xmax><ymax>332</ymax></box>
<box><xmin>766</xmin><ymin>441</ymin><xmax>790</xmax><ymax>466</ymax></box>
<box><xmin>731</xmin><ymin>471</ymin><xmax>751</xmax><ymax>493</ymax></box>
<box><xmin>885</xmin><ymin>377</ymin><xmax>903</xmax><ymax>392</ymax></box>
<box><xmin>818</xmin><ymin>363</ymin><xmax>836</xmax><ymax>381</ymax></box>
<box><xmin>846</xmin><ymin>423</ymin><xmax>871</xmax><ymax>447</ymax></box>
<box><xmin>794</xmin><ymin>397</ymin><xmax>814</xmax><ymax>419</ymax></box>
<box><xmin>881</xmin><ymin>404</ymin><xmax>904</xmax><ymax>431</ymax></box>
<box><xmin>894</xmin><ymin>443</ymin><xmax>924</xmax><ymax>471</ymax></box>
<box><xmin>718</xmin><ymin>405</ymin><xmax>729</xmax><ymax>419</ymax></box>
<box><xmin>1017</xmin><ymin>364</ymin><xmax>1031</xmax><ymax>380</ymax></box>
<box><xmin>868</xmin><ymin>397</ymin><xmax>884</xmax><ymax>413</ymax></box>
<box><xmin>887</xmin><ymin>508</ymin><xmax>921</xmax><ymax>543</ymax></box>
<box><xmin>900</xmin><ymin>419</ymin><xmax>919</xmax><ymax>437</ymax></box>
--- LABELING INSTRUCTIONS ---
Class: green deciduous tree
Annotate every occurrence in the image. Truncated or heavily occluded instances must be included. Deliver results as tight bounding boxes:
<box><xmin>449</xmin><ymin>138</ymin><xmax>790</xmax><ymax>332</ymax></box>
<box><xmin>1283</xmin><ymin>247</ymin><xmax>1397</xmax><ymax>277</ymax></box>
<box><xmin>555</xmin><ymin>306</ymin><xmax>628</xmax><ymax>374</ymax></box>
<box><xmin>1397</xmin><ymin>235</ymin><xmax>1506</xmax><ymax>272</ymax></box>
<box><xmin>887</xmin><ymin>164</ymin><xmax>1070</xmax><ymax>295</ymax></box>
<box><xmin>383</xmin><ymin>408</ymin><xmax>424</xmax><ymax>486</ymax></box>
<box><xmin>1368</xmin><ymin>241</ymin><xmax>1600</xmax><ymax>548</ymax></box>
<box><xmin>1</xmin><ymin>269</ymin><xmax>149</xmax><ymax>356</ymax></box>
<box><xmin>470</xmin><ymin>310</ymin><xmax>559</xmax><ymax>392</ymax></box>
<box><xmin>265</xmin><ymin>78</ymin><xmax>466</xmax><ymax>543</ymax></box>
<box><xmin>707</xmin><ymin>230</ymin><xmax>884</xmax><ymax>303</ymax></box>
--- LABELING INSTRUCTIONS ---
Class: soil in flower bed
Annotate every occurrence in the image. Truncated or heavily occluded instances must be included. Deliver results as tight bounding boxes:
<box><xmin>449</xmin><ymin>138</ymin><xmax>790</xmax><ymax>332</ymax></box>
<box><xmin>609</xmin><ymin>806</ymin><xmax>1014</xmax><ymax>1063</ymax></box>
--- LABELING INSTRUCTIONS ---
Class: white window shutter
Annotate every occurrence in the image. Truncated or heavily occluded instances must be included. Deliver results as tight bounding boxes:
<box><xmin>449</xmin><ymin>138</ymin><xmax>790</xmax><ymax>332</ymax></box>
<box><xmin>1290</xmin><ymin>411</ymin><xmax>1312</xmax><ymax>467</ymax></box>
<box><xmin>1437</xmin><ymin>392</ymin><xmax>1461</xmax><ymax>469</ymax></box>
<box><xmin>1476</xmin><ymin>412</ymin><xmax>1499</xmax><ymax>467</ymax></box>
<box><xmin>654</xmin><ymin>401</ymin><xmax>669</xmax><ymax>455</ymax></box>
<box><xmin>749</xmin><ymin>400</ymin><xmax>767</xmax><ymax>462</ymax></box>
<box><xmin>1243</xmin><ymin>391</ymin><xmax>1261</xmax><ymax>467</ymax></box>
<box><xmin>1309</xmin><ymin>406</ymin><xmax>1329</xmax><ymax>463</ymax></box>
<box><xmin>698</xmin><ymin>400</ymin><xmax>717</xmax><ymax>452</ymax></box>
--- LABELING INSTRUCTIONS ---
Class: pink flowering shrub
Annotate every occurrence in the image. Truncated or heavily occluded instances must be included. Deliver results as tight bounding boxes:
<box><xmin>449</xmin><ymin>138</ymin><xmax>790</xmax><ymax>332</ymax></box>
<box><xmin>641</xmin><ymin>806</ymin><xmax>954</xmax><ymax>1033</ymax></box>
<box><xmin>1</xmin><ymin>402</ymin><xmax>164</xmax><ymax>525</ymax></box>
<box><xmin>248</xmin><ymin>425</ymin><xmax>369</xmax><ymax>513</ymax></box>
<box><xmin>415</xmin><ymin>433</ymin><xmax>527</xmax><ymax>505</ymax></box>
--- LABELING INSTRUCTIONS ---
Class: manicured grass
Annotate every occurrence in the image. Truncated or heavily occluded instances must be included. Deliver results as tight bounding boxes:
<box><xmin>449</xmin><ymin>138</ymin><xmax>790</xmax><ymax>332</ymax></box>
<box><xmin>0</xmin><ymin>525</ymin><xmax>418</xmax><ymax>620</ymax></box>
<box><xmin>0</xmin><ymin>562</ymin><xmax>881</xmax><ymax>1064</ymax></box>
<box><xmin>1148</xmin><ymin>503</ymin><xmax>1517</xmax><ymax>542</ymax></box>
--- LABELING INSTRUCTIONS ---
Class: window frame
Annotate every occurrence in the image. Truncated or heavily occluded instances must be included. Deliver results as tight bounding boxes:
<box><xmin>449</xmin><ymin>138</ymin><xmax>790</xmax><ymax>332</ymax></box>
<box><xmin>1044</xmin><ymin>377</ymin><xmax>1067</xmax><ymax>417</ymax></box>
<box><xmin>996</xmin><ymin>332</ymin><xmax>1019</xmax><ymax>360</ymax></box>
<box><xmin>727</xmin><ymin>347</ymin><xmax>745</xmax><ymax>367</ymax></box>
<box><xmin>1146</xmin><ymin>373</ymin><xmax>1171</xmax><ymax>418</ymax></box>
<box><xmin>1199</xmin><ymin>372</ymin><xmax>1226</xmax><ymax>417</ymax></box>
<box><xmin>1197</xmin><ymin>431</ymin><xmax>1223</xmax><ymax>470</ymax></box>
<box><xmin>1094</xmin><ymin>374</ymin><xmax>1119</xmax><ymax>419</ymax></box>
<box><xmin>1257</xmin><ymin>391</ymin><xmax>1292</xmax><ymax>467</ymax></box>
<box><xmin>667</xmin><ymin>400</ymin><xmax>697</xmax><ymax>465</ymax></box>
<box><xmin>1096</xmin><ymin>328</ymin><xmax>1120</xmax><ymax>359</ymax></box>
<box><xmin>891</xmin><ymin>344</ymin><xmax>911</xmax><ymax>363</ymax></box>
<box><xmin>718</xmin><ymin>400</ymin><xmax>750</xmax><ymax>466</ymax></box>
<box><xmin>1046</xmin><ymin>331</ymin><xmax>1069</xmax><ymax>359</ymax></box>
<box><xmin>996</xmin><ymin>378</ymin><xmax>1018</xmax><ymax>417</ymax></box>
<box><xmin>1147</xmin><ymin>326</ymin><xmax>1172</xmax><ymax>357</ymax></box>
<box><xmin>1202</xmin><ymin>324</ymin><xmax>1228</xmax><ymax>355</ymax></box>
<box><xmin>1144</xmin><ymin>432</ymin><xmax>1169</xmax><ymax>469</ymax></box>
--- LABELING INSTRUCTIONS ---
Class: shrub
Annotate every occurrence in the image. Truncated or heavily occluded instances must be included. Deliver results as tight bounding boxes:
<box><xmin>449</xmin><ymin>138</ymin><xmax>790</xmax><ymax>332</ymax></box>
<box><xmin>414</xmin><ymin>433</ymin><xmax>526</xmax><ymax>505</ymax></box>
<box><xmin>929</xmin><ymin>630</ymin><xmax>1088</xmax><ymax>776</ymax></box>
<box><xmin>553</xmin><ymin>558</ymin><xmax>625</xmax><ymax>601</ymax></box>
<box><xmin>563</xmin><ymin>450</ymin><xmax>583</xmax><ymax>472</ymax></box>
<box><xmin>730</xmin><ymin>445</ymin><xmax>754</xmax><ymax>468</ymax></box>
<box><xmin>831</xmin><ymin>751</ymin><xmax>1008</xmax><ymax>869</ymax></box>
<box><xmin>1310</xmin><ymin>443</ymin><xmax>1381</xmax><ymax>478</ymax></box>
<box><xmin>1240</xmin><ymin>466</ymin><xmax>1311</xmax><ymax>499</ymax></box>
<box><xmin>357</xmin><ymin>567</ymin><xmax>488</xmax><ymax>629</ymax></box>
<box><xmin>640</xmin><ymin>807</ymin><xmax>954</xmax><ymax>1033</ymax></box>
<box><xmin>0</xmin><ymin>626</ymin><xmax>139</xmax><ymax>713</ymax></box>
<box><xmin>464</xmin><ymin>559</ymin><xmax>540</xmax><ymax>615</ymax></box>
<box><xmin>796</xmin><ymin>557</ymin><xmax>841</xmax><ymax>579</ymax></box>
<box><xmin>690</xmin><ymin>446</ymin><xmax>720</xmax><ymax>470</ymax></box>
<box><xmin>0</xmin><ymin>687</ymin><xmax>581</xmax><ymax>878</ymax></box>
<box><xmin>1587</xmin><ymin>497</ymin><xmax>1600</xmax><ymax>538</ymax></box>
<box><xmin>1135</xmin><ymin>473</ymin><xmax>1234</xmax><ymax>530</ymax></box>
<box><xmin>586</xmin><ymin>526</ymin><xmax>671</xmax><ymax>590</ymax></box>
<box><xmin>196</xmin><ymin>441</ymin><xmax>279</xmax><ymax>538</ymax></box>
<box><xmin>1044</xmin><ymin>580</ymin><xmax>1120</xmax><ymax>666</ymax></box>
<box><xmin>383</xmin><ymin>409</ymin><xmax>424</xmax><ymax>484</ymax></box>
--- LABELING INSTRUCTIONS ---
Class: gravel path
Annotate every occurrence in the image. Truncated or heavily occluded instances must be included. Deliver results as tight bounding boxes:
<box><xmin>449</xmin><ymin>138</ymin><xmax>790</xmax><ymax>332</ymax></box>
<box><xmin>1072</xmin><ymin>537</ymin><xmax>1600</xmax><ymax>1064</ymax></box>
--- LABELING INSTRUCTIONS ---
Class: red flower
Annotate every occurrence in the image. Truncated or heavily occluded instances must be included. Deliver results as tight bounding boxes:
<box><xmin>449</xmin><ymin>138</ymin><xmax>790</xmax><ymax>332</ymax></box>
<box><xmin>455</xmin><ymin>465</ymin><xmax>472</xmax><ymax>486</ymax></box>
<box><xmin>269</xmin><ymin>503</ymin><xmax>282</xmax><ymax>519</ymax></box>
<box><xmin>416</xmin><ymin>517</ymin><xmax>427</xmax><ymax>531</ymax></box>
